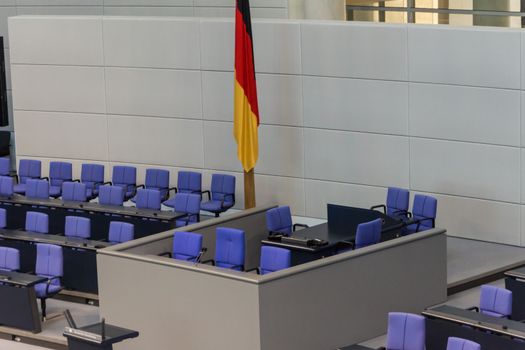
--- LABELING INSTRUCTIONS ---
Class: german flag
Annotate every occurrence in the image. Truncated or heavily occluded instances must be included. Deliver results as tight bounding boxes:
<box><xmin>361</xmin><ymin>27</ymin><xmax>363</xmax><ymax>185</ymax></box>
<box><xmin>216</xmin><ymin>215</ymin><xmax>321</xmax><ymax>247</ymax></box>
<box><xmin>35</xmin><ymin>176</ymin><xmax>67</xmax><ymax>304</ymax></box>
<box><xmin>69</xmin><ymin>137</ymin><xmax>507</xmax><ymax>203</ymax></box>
<box><xmin>234</xmin><ymin>0</ymin><xmax>259</xmax><ymax>173</ymax></box>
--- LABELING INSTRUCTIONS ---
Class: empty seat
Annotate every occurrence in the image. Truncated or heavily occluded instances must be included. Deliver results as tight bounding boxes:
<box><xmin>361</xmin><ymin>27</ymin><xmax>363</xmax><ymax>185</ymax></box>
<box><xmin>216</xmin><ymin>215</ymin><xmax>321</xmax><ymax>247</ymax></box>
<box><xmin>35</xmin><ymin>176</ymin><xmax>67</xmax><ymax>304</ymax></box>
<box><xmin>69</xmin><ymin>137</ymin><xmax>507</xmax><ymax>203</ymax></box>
<box><xmin>98</xmin><ymin>185</ymin><xmax>124</xmax><ymax>206</ymax></box>
<box><xmin>251</xmin><ymin>246</ymin><xmax>291</xmax><ymax>275</ymax></box>
<box><xmin>108</xmin><ymin>222</ymin><xmax>134</xmax><ymax>244</ymax></box>
<box><xmin>355</xmin><ymin>218</ymin><xmax>382</xmax><ymax>249</ymax></box>
<box><xmin>14</xmin><ymin>159</ymin><xmax>41</xmax><ymax>195</ymax></box>
<box><xmin>200</xmin><ymin>174</ymin><xmax>236</xmax><ymax>217</ymax></box>
<box><xmin>81</xmin><ymin>164</ymin><xmax>105</xmax><ymax>200</ymax></box>
<box><xmin>25</xmin><ymin>179</ymin><xmax>49</xmax><ymax>199</ymax></box>
<box><xmin>135</xmin><ymin>188</ymin><xmax>161</xmax><ymax>211</ymax></box>
<box><xmin>173</xmin><ymin>193</ymin><xmax>201</xmax><ymax>228</ymax></box>
<box><xmin>34</xmin><ymin>243</ymin><xmax>63</xmax><ymax>320</ymax></box>
<box><xmin>64</xmin><ymin>216</ymin><xmax>91</xmax><ymax>239</ymax></box>
<box><xmin>48</xmin><ymin>162</ymin><xmax>72</xmax><ymax>198</ymax></box>
<box><xmin>25</xmin><ymin>212</ymin><xmax>49</xmax><ymax>234</ymax></box>
<box><xmin>371</xmin><ymin>187</ymin><xmax>410</xmax><ymax>218</ymax></box>
<box><xmin>0</xmin><ymin>175</ymin><xmax>14</xmax><ymax>198</ymax></box>
<box><xmin>163</xmin><ymin>171</ymin><xmax>202</xmax><ymax>208</ymax></box>
<box><xmin>447</xmin><ymin>337</ymin><xmax>480</xmax><ymax>350</ymax></box>
<box><xmin>0</xmin><ymin>157</ymin><xmax>9</xmax><ymax>176</ymax></box>
<box><xmin>203</xmin><ymin>227</ymin><xmax>245</xmax><ymax>271</ymax></box>
<box><xmin>266</xmin><ymin>206</ymin><xmax>307</xmax><ymax>236</ymax></box>
<box><xmin>405</xmin><ymin>194</ymin><xmax>438</xmax><ymax>234</ymax></box>
<box><xmin>468</xmin><ymin>285</ymin><xmax>512</xmax><ymax>318</ymax></box>
<box><xmin>386</xmin><ymin>312</ymin><xmax>426</xmax><ymax>350</ymax></box>
<box><xmin>162</xmin><ymin>231</ymin><xmax>204</xmax><ymax>263</ymax></box>
<box><xmin>112</xmin><ymin>166</ymin><xmax>137</xmax><ymax>201</ymax></box>
<box><xmin>136</xmin><ymin>169</ymin><xmax>170</xmax><ymax>201</ymax></box>
<box><xmin>0</xmin><ymin>247</ymin><xmax>19</xmax><ymax>271</ymax></box>
<box><xmin>62</xmin><ymin>182</ymin><xmax>87</xmax><ymax>202</ymax></box>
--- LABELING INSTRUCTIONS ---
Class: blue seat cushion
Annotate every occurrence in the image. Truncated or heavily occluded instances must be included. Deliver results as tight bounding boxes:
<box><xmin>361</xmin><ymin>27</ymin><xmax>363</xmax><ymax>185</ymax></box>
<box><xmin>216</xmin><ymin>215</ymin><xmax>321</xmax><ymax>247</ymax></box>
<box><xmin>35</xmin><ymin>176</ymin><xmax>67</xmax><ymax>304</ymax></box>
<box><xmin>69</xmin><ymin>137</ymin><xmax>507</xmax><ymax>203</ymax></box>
<box><xmin>13</xmin><ymin>183</ymin><xmax>26</xmax><ymax>194</ymax></box>
<box><xmin>34</xmin><ymin>282</ymin><xmax>62</xmax><ymax>298</ymax></box>
<box><xmin>163</xmin><ymin>197</ymin><xmax>176</xmax><ymax>208</ymax></box>
<box><xmin>201</xmin><ymin>200</ymin><xmax>233</xmax><ymax>212</ymax></box>
<box><xmin>49</xmin><ymin>186</ymin><xmax>61</xmax><ymax>197</ymax></box>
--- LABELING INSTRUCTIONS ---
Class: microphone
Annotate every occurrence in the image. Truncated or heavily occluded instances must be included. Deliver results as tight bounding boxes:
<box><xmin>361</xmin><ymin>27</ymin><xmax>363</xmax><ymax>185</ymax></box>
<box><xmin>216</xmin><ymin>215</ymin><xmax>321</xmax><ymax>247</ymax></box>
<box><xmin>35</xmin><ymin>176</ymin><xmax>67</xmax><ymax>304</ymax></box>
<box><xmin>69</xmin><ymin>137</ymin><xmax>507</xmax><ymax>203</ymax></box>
<box><xmin>194</xmin><ymin>247</ymin><xmax>208</xmax><ymax>265</ymax></box>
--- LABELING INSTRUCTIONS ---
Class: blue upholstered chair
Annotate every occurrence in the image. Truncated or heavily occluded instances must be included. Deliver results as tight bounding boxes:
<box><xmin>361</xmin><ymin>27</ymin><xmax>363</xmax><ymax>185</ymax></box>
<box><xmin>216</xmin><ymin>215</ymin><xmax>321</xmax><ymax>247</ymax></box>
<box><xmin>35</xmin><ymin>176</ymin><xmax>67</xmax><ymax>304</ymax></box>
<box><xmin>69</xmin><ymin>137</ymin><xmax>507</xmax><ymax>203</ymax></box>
<box><xmin>0</xmin><ymin>247</ymin><xmax>19</xmax><ymax>271</ymax></box>
<box><xmin>265</xmin><ymin>206</ymin><xmax>308</xmax><ymax>236</ymax></box>
<box><xmin>135</xmin><ymin>189</ymin><xmax>161</xmax><ymax>211</ymax></box>
<box><xmin>25</xmin><ymin>211</ymin><xmax>49</xmax><ymax>234</ymax></box>
<box><xmin>200</xmin><ymin>174</ymin><xmax>235</xmax><ymax>217</ymax></box>
<box><xmin>384</xmin><ymin>312</ymin><xmax>426</xmax><ymax>350</ymax></box>
<box><xmin>25</xmin><ymin>179</ymin><xmax>49</xmax><ymax>200</ymax></box>
<box><xmin>173</xmin><ymin>193</ymin><xmax>201</xmax><ymax>228</ymax></box>
<box><xmin>64</xmin><ymin>216</ymin><xmax>91</xmax><ymax>239</ymax></box>
<box><xmin>163</xmin><ymin>171</ymin><xmax>202</xmax><ymax>208</ymax></box>
<box><xmin>0</xmin><ymin>158</ymin><xmax>10</xmax><ymax>176</ymax></box>
<box><xmin>108</xmin><ymin>222</ymin><xmax>134</xmax><ymax>244</ymax></box>
<box><xmin>447</xmin><ymin>337</ymin><xmax>480</xmax><ymax>350</ymax></box>
<box><xmin>48</xmin><ymin>162</ymin><xmax>72</xmax><ymax>198</ymax></box>
<box><xmin>203</xmin><ymin>228</ymin><xmax>245</xmax><ymax>271</ymax></box>
<box><xmin>111</xmin><ymin>166</ymin><xmax>137</xmax><ymax>201</ymax></box>
<box><xmin>405</xmin><ymin>194</ymin><xmax>438</xmax><ymax>234</ymax></box>
<box><xmin>371</xmin><ymin>187</ymin><xmax>410</xmax><ymax>218</ymax></box>
<box><xmin>0</xmin><ymin>175</ymin><xmax>14</xmax><ymax>198</ymax></box>
<box><xmin>468</xmin><ymin>285</ymin><xmax>512</xmax><ymax>318</ymax></box>
<box><xmin>249</xmin><ymin>246</ymin><xmax>291</xmax><ymax>275</ymax></box>
<box><xmin>14</xmin><ymin>159</ymin><xmax>41</xmax><ymax>195</ymax></box>
<box><xmin>34</xmin><ymin>243</ymin><xmax>63</xmax><ymax>320</ymax></box>
<box><xmin>0</xmin><ymin>208</ymin><xmax>6</xmax><ymax>229</ymax></box>
<box><xmin>81</xmin><ymin>164</ymin><xmax>105</xmax><ymax>201</ymax></box>
<box><xmin>354</xmin><ymin>218</ymin><xmax>382</xmax><ymax>249</ymax></box>
<box><xmin>134</xmin><ymin>169</ymin><xmax>170</xmax><ymax>202</ymax></box>
<box><xmin>161</xmin><ymin>231</ymin><xmax>204</xmax><ymax>262</ymax></box>
<box><xmin>62</xmin><ymin>182</ymin><xmax>87</xmax><ymax>202</ymax></box>
<box><xmin>98</xmin><ymin>185</ymin><xmax>124</xmax><ymax>206</ymax></box>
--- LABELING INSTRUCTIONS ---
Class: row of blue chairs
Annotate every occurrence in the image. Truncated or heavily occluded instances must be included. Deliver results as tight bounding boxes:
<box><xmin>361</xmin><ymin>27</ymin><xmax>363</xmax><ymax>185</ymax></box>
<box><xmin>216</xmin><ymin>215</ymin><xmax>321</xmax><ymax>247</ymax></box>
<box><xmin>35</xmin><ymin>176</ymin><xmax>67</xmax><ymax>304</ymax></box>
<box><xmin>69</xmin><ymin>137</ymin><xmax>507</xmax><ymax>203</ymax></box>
<box><xmin>0</xmin><ymin>158</ymin><xmax>237</xmax><ymax>217</ymax></box>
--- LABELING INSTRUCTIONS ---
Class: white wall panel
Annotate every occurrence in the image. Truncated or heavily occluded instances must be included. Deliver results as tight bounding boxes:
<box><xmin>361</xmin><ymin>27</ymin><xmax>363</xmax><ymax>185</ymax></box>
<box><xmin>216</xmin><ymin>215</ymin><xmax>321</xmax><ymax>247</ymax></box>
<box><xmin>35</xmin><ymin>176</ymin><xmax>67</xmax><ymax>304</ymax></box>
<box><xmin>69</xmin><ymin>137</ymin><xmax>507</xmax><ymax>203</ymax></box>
<box><xmin>14</xmin><ymin>111</ymin><xmax>108</xmax><ymax>160</ymax></box>
<box><xmin>200</xmin><ymin>19</ymin><xmax>234</xmax><ymax>71</ymax></box>
<box><xmin>255</xmin><ymin>174</ymin><xmax>305</xmax><ymax>215</ymax></box>
<box><xmin>103</xmin><ymin>17</ymin><xmax>199</xmax><ymax>69</ymax></box>
<box><xmin>107</xmin><ymin>115</ymin><xmax>204</xmax><ymax>168</ymax></box>
<box><xmin>410</xmin><ymin>138</ymin><xmax>520</xmax><ymax>203</ymax></box>
<box><xmin>408</xmin><ymin>25</ymin><xmax>521</xmax><ymax>89</ymax></box>
<box><xmin>103</xmin><ymin>6</ymin><xmax>192</xmax><ymax>16</ymax></box>
<box><xmin>303</xmin><ymin>76</ymin><xmax>408</xmax><ymax>135</ymax></box>
<box><xmin>203</xmin><ymin>120</ymin><xmax>240</xmax><ymax>172</ymax></box>
<box><xmin>410</xmin><ymin>83</ymin><xmax>520</xmax><ymax>146</ymax></box>
<box><xmin>9</xmin><ymin>16</ymin><xmax>103</xmax><ymax>65</ymax></box>
<box><xmin>304</xmin><ymin>129</ymin><xmax>409</xmax><ymax>187</ymax></box>
<box><xmin>301</xmin><ymin>22</ymin><xmax>408</xmax><ymax>80</ymax></box>
<box><xmin>103</xmin><ymin>0</ymin><xmax>191</xmax><ymax>5</ymax></box>
<box><xmin>17</xmin><ymin>0</ymin><xmax>102</xmax><ymax>5</ymax></box>
<box><xmin>11</xmin><ymin>64</ymin><xmax>106</xmax><ymax>113</ymax></box>
<box><xmin>195</xmin><ymin>0</ymin><xmax>287</xmax><ymax>7</ymax></box>
<box><xmin>257</xmin><ymin>73</ymin><xmax>302</xmax><ymax>126</ymax></box>
<box><xmin>0</xmin><ymin>7</ymin><xmax>18</xmax><ymax>48</ymax></box>
<box><xmin>16</xmin><ymin>6</ymin><xmax>102</xmax><ymax>15</ymax></box>
<box><xmin>202</xmin><ymin>71</ymin><xmax>233</xmax><ymax>122</ymax></box>
<box><xmin>105</xmin><ymin>67</ymin><xmax>202</xmax><ymax>119</ymax></box>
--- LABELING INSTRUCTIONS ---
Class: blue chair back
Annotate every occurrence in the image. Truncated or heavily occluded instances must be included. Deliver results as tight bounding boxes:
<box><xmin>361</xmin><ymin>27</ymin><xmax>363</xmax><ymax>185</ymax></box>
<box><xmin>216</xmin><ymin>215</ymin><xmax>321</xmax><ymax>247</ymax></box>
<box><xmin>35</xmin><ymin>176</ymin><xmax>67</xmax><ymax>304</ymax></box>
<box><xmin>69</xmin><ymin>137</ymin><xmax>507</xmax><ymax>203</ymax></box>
<box><xmin>0</xmin><ymin>158</ymin><xmax>9</xmax><ymax>176</ymax></box>
<box><xmin>266</xmin><ymin>206</ymin><xmax>293</xmax><ymax>235</ymax></box>
<box><xmin>447</xmin><ymin>337</ymin><xmax>480</xmax><ymax>350</ymax></box>
<box><xmin>412</xmin><ymin>194</ymin><xmax>438</xmax><ymax>231</ymax></box>
<box><xmin>98</xmin><ymin>185</ymin><xmax>124</xmax><ymax>206</ymax></box>
<box><xmin>177</xmin><ymin>171</ymin><xmax>202</xmax><ymax>194</ymax></box>
<box><xmin>145</xmin><ymin>169</ymin><xmax>169</xmax><ymax>197</ymax></box>
<box><xmin>355</xmin><ymin>218</ymin><xmax>382</xmax><ymax>249</ymax></box>
<box><xmin>174</xmin><ymin>193</ymin><xmax>201</xmax><ymax>227</ymax></box>
<box><xmin>0</xmin><ymin>208</ymin><xmax>5</xmax><ymax>228</ymax></box>
<box><xmin>0</xmin><ymin>247</ymin><xmax>19</xmax><ymax>271</ymax></box>
<box><xmin>18</xmin><ymin>159</ymin><xmax>41</xmax><ymax>184</ymax></box>
<box><xmin>81</xmin><ymin>163</ymin><xmax>105</xmax><ymax>191</ymax></box>
<box><xmin>64</xmin><ymin>216</ymin><xmax>91</xmax><ymax>239</ymax></box>
<box><xmin>62</xmin><ymin>182</ymin><xmax>87</xmax><ymax>202</ymax></box>
<box><xmin>49</xmin><ymin>162</ymin><xmax>72</xmax><ymax>187</ymax></box>
<box><xmin>0</xmin><ymin>175</ymin><xmax>14</xmax><ymax>197</ymax></box>
<box><xmin>35</xmin><ymin>243</ymin><xmax>63</xmax><ymax>279</ymax></box>
<box><xmin>210</xmin><ymin>174</ymin><xmax>235</xmax><ymax>205</ymax></box>
<box><xmin>26</xmin><ymin>179</ymin><xmax>49</xmax><ymax>199</ymax></box>
<box><xmin>260</xmin><ymin>246</ymin><xmax>291</xmax><ymax>275</ymax></box>
<box><xmin>112</xmin><ymin>165</ymin><xmax>136</xmax><ymax>191</ymax></box>
<box><xmin>108</xmin><ymin>222</ymin><xmax>134</xmax><ymax>244</ymax></box>
<box><xmin>386</xmin><ymin>187</ymin><xmax>409</xmax><ymax>217</ymax></box>
<box><xmin>172</xmin><ymin>231</ymin><xmax>203</xmax><ymax>262</ymax></box>
<box><xmin>479</xmin><ymin>285</ymin><xmax>512</xmax><ymax>318</ymax></box>
<box><xmin>215</xmin><ymin>227</ymin><xmax>245</xmax><ymax>271</ymax></box>
<box><xmin>135</xmin><ymin>188</ymin><xmax>161</xmax><ymax>210</ymax></box>
<box><xmin>26</xmin><ymin>211</ymin><xmax>49</xmax><ymax>234</ymax></box>
<box><xmin>386</xmin><ymin>312</ymin><xmax>426</xmax><ymax>350</ymax></box>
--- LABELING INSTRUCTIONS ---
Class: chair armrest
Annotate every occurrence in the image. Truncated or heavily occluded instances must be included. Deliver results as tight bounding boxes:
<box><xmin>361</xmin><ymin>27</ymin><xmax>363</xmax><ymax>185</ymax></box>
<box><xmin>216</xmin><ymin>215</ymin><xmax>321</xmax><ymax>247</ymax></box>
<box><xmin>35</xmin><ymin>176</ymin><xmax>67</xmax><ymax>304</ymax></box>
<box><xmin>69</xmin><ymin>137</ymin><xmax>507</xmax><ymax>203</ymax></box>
<box><xmin>102</xmin><ymin>181</ymin><xmax>112</xmax><ymax>186</ymax></box>
<box><xmin>40</xmin><ymin>177</ymin><xmax>49</xmax><ymax>181</ymax></box>
<box><xmin>136</xmin><ymin>184</ymin><xmax>145</xmax><ymax>190</ymax></box>
<box><xmin>411</xmin><ymin>217</ymin><xmax>435</xmax><ymax>232</ymax></box>
<box><xmin>202</xmin><ymin>190</ymin><xmax>211</xmax><ymax>201</ymax></box>
<box><xmin>201</xmin><ymin>259</ymin><xmax>215</xmax><ymax>266</ymax></box>
<box><xmin>221</xmin><ymin>193</ymin><xmax>235</xmax><ymax>208</ymax></box>
<box><xmin>370</xmin><ymin>204</ymin><xmax>386</xmax><ymax>214</ymax></box>
<box><xmin>293</xmin><ymin>223</ymin><xmax>309</xmax><ymax>231</ymax></box>
<box><xmin>159</xmin><ymin>252</ymin><xmax>172</xmax><ymax>258</ymax></box>
<box><xmin>168</xmin><ymin>187</ymin><xmax>178</xmax><ymax>194</ymax></box>
<box><xmin>10</xmin><ymin>174</ymin><xmax>18</xmax><ymax>183</ymax></box>
<box><xmin>72</xmin><ymin>179</ymin><xmax>81</xmax><ymax>183</ymax></box>
<box><xmin>391</xmin><ymin>209</ymin><xmax>409</xmax><ymax>217</ymax></box>
<box><xmin>246</xmin><ymin>267</ymin><xmax>261</xmax><ymax>274</ymax></box>
<box><xmin>45</xmin><ymin>276</ymin><xmax>62</xmax><ymax>295</ymax></box>
<box><xmin>466</xmin><ymin>306</ymin><xmax>479</xmax><ymax>312</ymax></box>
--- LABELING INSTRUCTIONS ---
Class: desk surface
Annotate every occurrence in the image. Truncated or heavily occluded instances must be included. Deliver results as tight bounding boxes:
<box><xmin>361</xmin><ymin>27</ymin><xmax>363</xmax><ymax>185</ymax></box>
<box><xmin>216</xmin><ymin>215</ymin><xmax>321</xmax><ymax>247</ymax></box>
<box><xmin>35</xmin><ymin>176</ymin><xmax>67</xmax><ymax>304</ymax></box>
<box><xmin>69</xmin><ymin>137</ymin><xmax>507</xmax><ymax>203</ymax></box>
<box><xmin>423</xmin><ymin>305</ymin><xmax>525</xmax><ymax>340</ymax></box>
<box><xmin>65</xmin><ymin>323</ymin><xmax>139</xmax><ymax>345</ymax></box>
<box><xmin>0</xmin><ymin>228</ymin><xmax>112</xmax><ymax>251</ymax></box>
<box><xmin>505</xmin><ymin>266</ymin><xmax>525</xmax><ymax>279</ymax></box>
<box><xmin>0</xmin><ymin>194</ymin><xmax>183</xmax><ymax>221</ymax></box>
<box><xmin>0</xmin><ymin>270</ymin><xmax>47</xmax><ymax>287</ymax></box>
<box><xmin>338</xmin><ymin>345</ymin><xmax>374</xmax><ymax>350</ymax></box>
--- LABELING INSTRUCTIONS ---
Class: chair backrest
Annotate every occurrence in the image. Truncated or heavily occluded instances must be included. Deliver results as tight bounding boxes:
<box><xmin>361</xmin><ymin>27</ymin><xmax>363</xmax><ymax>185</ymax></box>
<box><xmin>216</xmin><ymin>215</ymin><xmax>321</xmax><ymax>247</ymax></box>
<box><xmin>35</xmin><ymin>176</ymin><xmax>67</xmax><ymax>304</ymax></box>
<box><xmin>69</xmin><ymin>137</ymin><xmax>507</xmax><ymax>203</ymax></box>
<box><xmin>386</xmin><ymin>187</ymin><xmax>409</xmax><ymax>216</ymax></box>
<box><xmin>62</xmin><ymin>182</ymin><xmax>87</xmax><ymax>202</ymax></box>
<box><xmin>108</xmin><ymin>221</ymin><xmax>135</xmax><ymax>244</ymax></box>
<box><xmin>0</xmin><ymin>175</ymin><xmax>13</xmax><ymax>197</ymax></box>
<box><xmin>18</xmin><ymin>159</ymin><xmax>41</xmax><ymax>184</ymax></box>
<box><xmin>177</xmin><ymin>171</ymin><xmax>202</xmax><ymax>193</ymax></box>
<box><xmin>145</xmin><ymin>169</ymin><xmax>169</xmax><ymax>191</ymax></box>
<box><xmin>479</xmin><ymin>284</ymin><xmax>512</xmax><ymax>318</ymax></box>
<box><xmin>135</xmin><ymin>188</ymin><xmax>161</xmax><ymax>210</ymax></box>
<box><xmin>35</xmin><ymin>243</ymin><xmax>63</xmax><ymax>279</ymax></box>
<box><xmin>447</xmin><ymin>337</ymin><xmax>480</xmax><ymax>350</ymax></box>
<box><xmin>260</xmin><ymin>246</ymin><xmax>291</xmax><ymax>275</ymax></box>
<box><xmin>215</xmin><ymin>227</ymin><xmax>245</xmax><ymax>271</ymax></box>
<box><xmin>81</xmin><ymin>163</ymin><xmax>105</xmax><ymax>189</ymax></box>
<box><xmin>98</xmin><ymin>185</ymin><xmax>124</xmax><ymax>206</ymax></box>
<box><xmin>49</xmin><ymin>161</ymin><xmax>72</xmax><ymax>187</ymax></box>
<box><xmin>112</xmin><ymin>166</ymin><xmax>136</xmax><ymax>186</ymax></box>
<box><xmin>25</xmin><ymin>211</ymin><xmax>49</xmax><ymax>234</ymax></box>
<box><xmin>0</xmin><ymin>158</ymin><xmax>9</xmax><ymax>176</ymax></box>
<box><xmin>174</xmin><ymin>193</ymin><xmax>201</xmax><ymax>216</ymax></box>
<box><xmin>172</xmin><ymin>231</ymin><xmax>203</xmax><ymax>262</ymax></box>
<box><xmin>0</xmin><ymin>247</ymin><xmax>19</xmax><ymax>271</ymax></box>
<box><xmin>355</xmin><ymin>218</ymin><xmax>382</xmax><ymax>249</ymax></box>
<box><xmin>412</xmin><ymin>194</ymin><xmax>438</xmax><ymax>231</ymax></box>
<box><xmin>210</xmin><ymin>174</ymin><xmax>235</xmax><ymax>204</ymax></box>
<box><xmin>0</xmin><ymin>208</ymin><xmax>5</xmax><ymax>228</ymax></box>
<box><xmin>266</xmin><ymin>206</ymin><xmax>293</xmax><ymax>235</ymax></box>
<box><xmin>386</xmin><ymin>312</ymin><xmax>426</xmax><ymax>350</ymax></box>
<box><xmin>25</xmin><ymin>179</ymin><xmax>49</xmax><ymax>199</ymax></box>
<box><xmin>64</xmin><ymin>216</ymin><xmax>91</xmax><ymax>239</ymax></box>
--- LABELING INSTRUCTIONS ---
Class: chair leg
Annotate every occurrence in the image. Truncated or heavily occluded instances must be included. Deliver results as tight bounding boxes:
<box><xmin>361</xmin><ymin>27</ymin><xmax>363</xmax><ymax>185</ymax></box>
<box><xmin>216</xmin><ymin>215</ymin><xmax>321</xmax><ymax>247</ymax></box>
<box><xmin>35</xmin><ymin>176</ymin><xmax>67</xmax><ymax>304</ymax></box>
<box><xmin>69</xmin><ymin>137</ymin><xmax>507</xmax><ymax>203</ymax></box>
<box><xmin>40</xmin><ymin>298</ymin><xmax>46</xmax><ymax>321</ymax></box>
<box><xmin>214</xmin><ymin>213</ymin><xmax>220</xmax><ymax>218</ymax></box>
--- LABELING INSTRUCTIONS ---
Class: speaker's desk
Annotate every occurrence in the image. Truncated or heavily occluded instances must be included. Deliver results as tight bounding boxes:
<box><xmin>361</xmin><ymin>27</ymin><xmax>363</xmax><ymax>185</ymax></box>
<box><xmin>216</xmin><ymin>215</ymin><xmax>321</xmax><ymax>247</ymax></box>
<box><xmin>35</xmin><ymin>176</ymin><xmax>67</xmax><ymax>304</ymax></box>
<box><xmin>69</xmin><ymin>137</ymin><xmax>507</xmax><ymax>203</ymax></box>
<box><xmin>505</xmin><ymin>266</ymin><xmax>525</xmax><ymax>321</ymax></box>
<box><xmin>262</xmin><ymin>204</ymin><xmax>403</xmax><ymax>265</ymax></box>
<box><xmin>0</xmin><ymin>195</ymin><xmax>184</xmax><ymax>240</ymax></box>
<box><xmin>423</xmin><ymin>305</ymin><xmax>525</xmax><ymax>349</ymax></box>
<box><xmin>64</xmin><ymin>322</ymin><xmax>139</xmax><ymax>350</ymax></box>
<box><xmin>0</xmin><ymin>228</ymin><xmax>112</xmax><ymax>294</ymax></box>
<box><xmin>0</xmin><ymin>271</ymin><xmax>46</xmax><ymax>333</ymax></box>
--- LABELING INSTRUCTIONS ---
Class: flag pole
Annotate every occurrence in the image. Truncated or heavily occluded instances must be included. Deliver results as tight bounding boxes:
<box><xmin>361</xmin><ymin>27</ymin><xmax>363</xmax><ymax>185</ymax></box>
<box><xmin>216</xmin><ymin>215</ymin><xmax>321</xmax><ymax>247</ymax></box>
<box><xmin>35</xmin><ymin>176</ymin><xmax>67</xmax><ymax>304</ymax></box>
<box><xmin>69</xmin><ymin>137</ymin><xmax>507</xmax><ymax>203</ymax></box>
<box><xmin>244</xmin><ymin>169</ymin><xmax>256</xmax><ymax>209</ymax></box>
